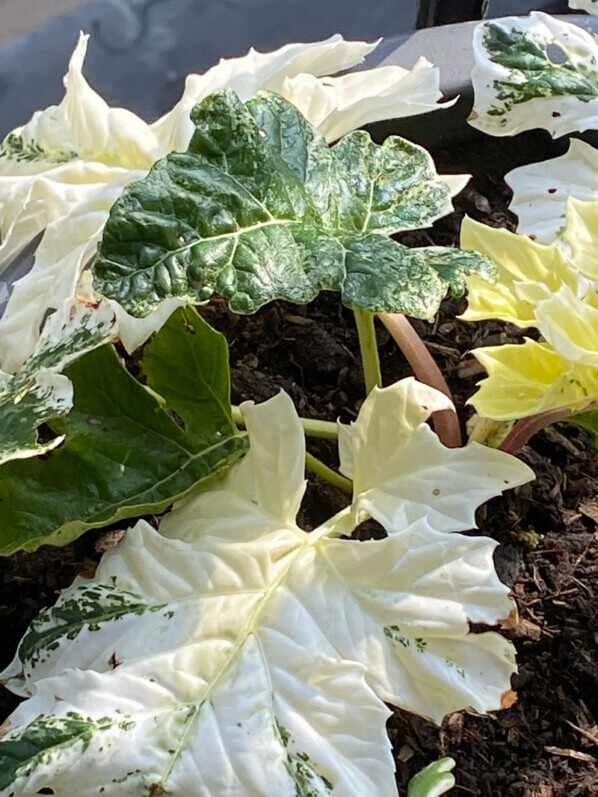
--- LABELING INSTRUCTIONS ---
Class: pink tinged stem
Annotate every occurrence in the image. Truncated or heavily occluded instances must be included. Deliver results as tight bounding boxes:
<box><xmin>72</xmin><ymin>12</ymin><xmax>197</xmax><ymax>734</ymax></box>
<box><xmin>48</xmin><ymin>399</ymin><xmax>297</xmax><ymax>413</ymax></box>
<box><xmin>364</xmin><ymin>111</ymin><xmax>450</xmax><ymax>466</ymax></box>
<box><xmin>498</xmin><ymin>408</ymin><xmax>573</xmax><ymax>454</ymax></box>
<box><xmin>379</xmin><ymin>313</ymin><xmax>462</xmax><ymax>448</ymax></box>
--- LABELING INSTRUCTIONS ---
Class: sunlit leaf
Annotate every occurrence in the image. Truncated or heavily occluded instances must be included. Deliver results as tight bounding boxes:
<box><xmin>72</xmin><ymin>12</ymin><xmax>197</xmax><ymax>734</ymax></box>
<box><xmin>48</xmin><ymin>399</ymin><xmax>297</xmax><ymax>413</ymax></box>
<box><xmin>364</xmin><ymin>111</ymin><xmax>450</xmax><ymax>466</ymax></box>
<box><xmin>94</xmin><ymin>90</ymin><xmax>493</xmax><ymax>319</ymax></box>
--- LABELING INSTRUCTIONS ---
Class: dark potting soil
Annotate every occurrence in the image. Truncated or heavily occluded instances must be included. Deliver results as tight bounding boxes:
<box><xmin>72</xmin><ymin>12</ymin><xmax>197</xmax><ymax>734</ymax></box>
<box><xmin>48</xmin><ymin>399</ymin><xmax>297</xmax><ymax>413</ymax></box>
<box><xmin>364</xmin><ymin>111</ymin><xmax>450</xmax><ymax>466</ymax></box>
<box><xmin>0</xmin><ymin>133</ymin><xmax>596</xmax><ymax>796</ymax></box>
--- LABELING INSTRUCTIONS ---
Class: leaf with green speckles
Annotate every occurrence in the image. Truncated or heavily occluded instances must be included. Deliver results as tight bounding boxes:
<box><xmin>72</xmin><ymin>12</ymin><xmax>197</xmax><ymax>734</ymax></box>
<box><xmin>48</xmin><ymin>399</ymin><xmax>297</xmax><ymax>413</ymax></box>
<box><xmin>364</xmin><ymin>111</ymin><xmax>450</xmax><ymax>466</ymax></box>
<box><xmin>4</xmin><ymin>583</ymin><xmax>168</xmax><ymax>690</ymax></box>
<box><xmin>93</xmin><ymin>89</ymin><xmax>492</xmax><ymax>319</ymax></box>
<box><xmin>0</xmin><ymin>381</ymin><xmax>531</xmax><ymax>795</ymax></box>
<box><xmin>0</xmin><ymin>306</ymin><xmax>247</xmax><ymax>555</ymax></box>
<box><xmin>0</xmin><ymin>132</ymin><xmax>76</xmax><ymax>165</ymax></box>
<box><xmin>0</xmin><ymin>298</ymin><xmax>117</xmax><ymax>466</ymax></box>
<box><xmin>470</xmin><ymin>13</ymin><xmax>598</xmax><ymax>138</ymax></box>
<box><xmin>0</xmin><ymin>713</ymin><xmax>115</xmax><ymax>792</ymax></box>
<box><xmin>408</xmin><ymin>758</ymin><xmax>456</xmax><ymax>797</ymax></box>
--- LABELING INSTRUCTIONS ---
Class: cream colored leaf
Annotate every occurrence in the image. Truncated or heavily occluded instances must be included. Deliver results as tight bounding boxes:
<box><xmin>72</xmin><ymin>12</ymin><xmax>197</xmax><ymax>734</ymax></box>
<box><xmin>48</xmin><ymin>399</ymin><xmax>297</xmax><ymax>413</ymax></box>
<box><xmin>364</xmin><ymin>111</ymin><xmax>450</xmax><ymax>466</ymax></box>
<box><xmin>564</xmin><ymin>196</ymin><xmax>598</xmax><ymax>281</ymax></box>
<box><xmin>460</xmin><ymin>216</ymin><xmax>579</xmax><ymax>326</ymax></box>
<box><xmin>471</xmin><ymin>339</ymin><xmax>598</xmax><ymax>419</ymax></box>
<box><xmin>152</xmin><ymin>35</ymin><xmax>376</xmax><ymax>152</ymax></box>
<box><xmin>1</xmin><ymin>385</ymin><xmax>526</xmax><ymax>792</ymax></box>
<box><xmin>507</xmin><ymin>139</ymin><xmax>598</xmax><ymax>246</ymax></box>
<box><xmin>569</xmin><ymin>0</ymin><xmax>598</xmax><ymax>14</ymax></box>
<box><xmin>338</xmin><ymin>378</ymin><xmax>533</xmax><ymax>532</ymax></box>
<box><xmin>279</xmin><ymin>56</ymin><xmax>455</xmax><ymax>142</ymax></box>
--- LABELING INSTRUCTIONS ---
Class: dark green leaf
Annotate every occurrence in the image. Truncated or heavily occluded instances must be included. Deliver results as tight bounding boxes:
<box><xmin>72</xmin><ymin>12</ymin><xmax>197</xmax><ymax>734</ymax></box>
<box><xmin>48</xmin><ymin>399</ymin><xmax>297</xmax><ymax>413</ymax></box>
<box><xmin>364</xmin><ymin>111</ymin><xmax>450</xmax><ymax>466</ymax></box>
<box><xmin>94</xmin><ymin>89</ymin><xmax>493</xmax><ymax>319</ymax></box>
<box><xmin>0</xmin><ymin>307</ymin><xmax>247</xmax><ymax>554</ymax></box>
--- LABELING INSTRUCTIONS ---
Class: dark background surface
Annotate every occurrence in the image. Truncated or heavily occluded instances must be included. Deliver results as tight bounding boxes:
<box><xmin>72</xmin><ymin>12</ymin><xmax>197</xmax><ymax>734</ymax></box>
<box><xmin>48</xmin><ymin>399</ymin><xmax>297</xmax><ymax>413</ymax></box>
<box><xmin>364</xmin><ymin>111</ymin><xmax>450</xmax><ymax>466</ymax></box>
<box><xmin>0</xmin><ymin>0</ymin><xmax>584</xmax><ymax>134</ymax></box>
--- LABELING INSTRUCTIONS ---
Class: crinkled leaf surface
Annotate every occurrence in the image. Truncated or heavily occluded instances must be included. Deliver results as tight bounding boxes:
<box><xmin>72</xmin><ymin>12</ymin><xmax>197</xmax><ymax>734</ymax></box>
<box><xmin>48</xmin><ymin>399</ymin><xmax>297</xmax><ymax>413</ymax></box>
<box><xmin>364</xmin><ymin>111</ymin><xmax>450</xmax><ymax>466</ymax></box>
<box><xmin>0</xmin><ymin>380</ymin><xmax>532</xmax><ymax>795</ymax></box>
<box><xmin>94</xmin><ymin>90</ymin><xmax>493</xmax><ymax>319</ymax></box>
<box><xmin>0</xmin><ymin>33</ymin><xmax>460</xmax><ymax>373</ymax></box>
<box><xmin>470</xmin><ymin>12</ymin><xmax>598</xmax><ymax>138</ymax></box>
<box><xmin>461</xmin><ymin>215</ymin><xmax>598</xmax><ymax>420</ymax></box>
<box><xmin>0</xmin><ymin>298</ymin><xmax>116</xmax><ymax>465</ymax></box>
<box><xmin>408</xmin><ymin>758</ymin><xmax>456</xmax><ymax>797</ymax></box>
<box><xmin>0</xmin><ymin>307</ymin><xmax>246</xmax><ymax>554</ymax></box>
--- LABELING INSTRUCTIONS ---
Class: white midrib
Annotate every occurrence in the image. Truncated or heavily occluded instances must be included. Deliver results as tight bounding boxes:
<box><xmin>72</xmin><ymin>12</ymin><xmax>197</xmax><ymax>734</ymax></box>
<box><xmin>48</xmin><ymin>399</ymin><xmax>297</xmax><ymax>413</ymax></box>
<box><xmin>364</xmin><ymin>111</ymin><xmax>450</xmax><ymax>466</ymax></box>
<box><xmin>159</xmin><ymin>506</ymin><xmax>352</xmax><ymax>787</ymax></box>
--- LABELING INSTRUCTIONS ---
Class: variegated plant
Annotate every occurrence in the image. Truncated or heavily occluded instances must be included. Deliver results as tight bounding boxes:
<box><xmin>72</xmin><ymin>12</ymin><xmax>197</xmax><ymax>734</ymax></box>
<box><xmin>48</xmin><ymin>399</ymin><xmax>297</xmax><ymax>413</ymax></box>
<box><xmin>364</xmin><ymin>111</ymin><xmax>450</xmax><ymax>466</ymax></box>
<box><xmin>461</xmin><ymin>209</ymin><xmax>598</xmax><ymax>445</ymax></box>
<box><xmin>470</xmin><ymin>12</ymin><xmax>598</xmax><ymax>138</ymax></box>
<box><xmin>0</xmin><ymin>297</ymin><xmax>115</xmax><ymax>465</ymax></box>
<box><xmin>0</xmin><ymin>379</ymin><xmax>532</xmax><ymax>796</ymax></box>
<box><xmin>92</xmin><ymin>89</ymin><xmax>489</xmax><ymax>322</ymax></box>
<box><xmin>0</xmin><ymin>32</ymin><xmax>466</xmax><ymax>374</ymax></box>
<box><xmin>469</xmin><ymin>13</ymin><xmax>598</xmax><ymax>243</ymax></box>
<box><xmin>0</xmin><ymin>307</ymin><xmax>247</xmax><ymax>554</ymax></box>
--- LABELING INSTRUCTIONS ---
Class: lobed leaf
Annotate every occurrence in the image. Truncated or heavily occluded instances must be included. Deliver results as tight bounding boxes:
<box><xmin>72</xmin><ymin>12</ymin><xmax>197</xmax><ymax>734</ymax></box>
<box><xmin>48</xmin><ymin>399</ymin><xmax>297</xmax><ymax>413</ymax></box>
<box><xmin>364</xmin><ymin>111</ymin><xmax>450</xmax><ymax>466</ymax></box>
<box><xmin>0</xmin><ymin>33</ymin><xmax>462</xmax><ymax>373</ymax></box>
<box><xmin>506</xmin><ymin>139</ymin><xmax>598</xmax><ymax>246</ymax></box>
<box><xmin>0</xmin><ymin>307</ymin><xmax>247</xmax><ymax>554</ymax></box>
<box><xmin>470</xmin><ymin>12</ymin><xmax>598</xmax><ymax>138</ymax></box>
<box><xmin>461</xmin><ymin>215</ymin><xmax>598</xmax><ymax>421</ymax></box>
<box><xmin>93</xmin><ymin>89</ymin><xmax>493</xmax><ymax>320</ymax></box>
<box><xmin>0</xmin><ymin>381</ymin><xmax>533</xmax><ymax>794</ymax></box>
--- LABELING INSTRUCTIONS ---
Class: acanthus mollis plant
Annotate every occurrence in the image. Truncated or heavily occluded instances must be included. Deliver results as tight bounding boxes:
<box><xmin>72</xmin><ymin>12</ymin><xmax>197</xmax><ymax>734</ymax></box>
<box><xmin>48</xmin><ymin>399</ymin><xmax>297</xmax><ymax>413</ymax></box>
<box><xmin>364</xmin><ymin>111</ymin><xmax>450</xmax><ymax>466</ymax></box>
<box><xmin>463</xmin><ymin>9</ymin><xmax>598</xmax><ymax>448</ymax></box>
<box><xmin>0</xmin><ymin>379</ymin><xmax>532</xmax><ymax>795</ymax></box>
<box><xmin>0</xmin><ymin>31</ymin><xmax>465</xmax><ymax>374</ymax></box>
<box><xmin>92</xmin><ymin>88</ymin><xmax>494</xmax><ymax>445</ymax></box>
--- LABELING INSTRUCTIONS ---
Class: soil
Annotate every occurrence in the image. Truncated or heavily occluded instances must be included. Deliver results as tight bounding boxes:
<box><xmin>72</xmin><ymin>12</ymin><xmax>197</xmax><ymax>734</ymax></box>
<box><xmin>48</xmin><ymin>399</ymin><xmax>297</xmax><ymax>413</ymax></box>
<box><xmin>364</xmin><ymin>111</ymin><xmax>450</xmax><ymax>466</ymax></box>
<box><xmin>0</xmin><ymin>131</ymin><xmax>596</xmax><ymax>795</ymax></box>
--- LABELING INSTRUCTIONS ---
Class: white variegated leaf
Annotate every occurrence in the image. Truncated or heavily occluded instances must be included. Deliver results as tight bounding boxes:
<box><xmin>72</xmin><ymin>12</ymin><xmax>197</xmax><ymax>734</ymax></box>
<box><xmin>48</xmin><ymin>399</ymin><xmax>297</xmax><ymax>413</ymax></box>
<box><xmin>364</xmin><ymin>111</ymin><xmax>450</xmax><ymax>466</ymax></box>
<box><xmin>338</xmin><ymin>378</ymin><xmax>534</xmax><ymax>532</ymax></box>
<box><xmin>470</xmin><ymin>12</ymin><xmax>598</xmax><ymax>138</ymax></box>
<box><xmin>0</xmin><ymin>32</ymin><xmax>457</xmax><ymax>372</ymax></box>
<box><xmin>507</xmin><ymin>139</ymin><xmax>598</xmax><ymax>245</ymax></box>
<box><xmin>1</xmin><ymin>383</ymin><xmax>532</xmax><ymax>794</ymax></box>
<box><xmin>278</xmin><ymin>56</ymin><xmax>455</xmax><ymax>142</ymax></box>
<box><xmin>0</xmin><ymin>297</ymin><xmax>116</xmax><ymax>464</ymax></box>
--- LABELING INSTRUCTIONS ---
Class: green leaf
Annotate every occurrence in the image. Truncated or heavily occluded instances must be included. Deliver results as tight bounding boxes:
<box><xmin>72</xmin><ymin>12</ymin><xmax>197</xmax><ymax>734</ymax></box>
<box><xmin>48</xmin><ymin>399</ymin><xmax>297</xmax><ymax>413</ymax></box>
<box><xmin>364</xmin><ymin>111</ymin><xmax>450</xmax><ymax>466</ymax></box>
<box><xmin>0</xmin><ymin>299</ymin><xmax>116</xmax><ymax>466</ymax></box>
<box><xmin>408</xmin><ymin>757</ymin><xmax>456</xmax><ymax>797</ymax></box>
<box><xmin>569</xmin><ymin>409</ymin><xmax>598</xmax><ymax>448</ymax></box>
<box><xmin>94</xmin><ymin>89</ymin><xmax>493</xmax><ymax>320</ymax></box>
<box><xmin>482</xmin><ymin>23</ymin><xmax>598</xmax><ymax>114</ymax></box>
<box><xmin>0</xmin><ymin>307</ymin><xmax>247</xmax><ymax>554</ymax></box>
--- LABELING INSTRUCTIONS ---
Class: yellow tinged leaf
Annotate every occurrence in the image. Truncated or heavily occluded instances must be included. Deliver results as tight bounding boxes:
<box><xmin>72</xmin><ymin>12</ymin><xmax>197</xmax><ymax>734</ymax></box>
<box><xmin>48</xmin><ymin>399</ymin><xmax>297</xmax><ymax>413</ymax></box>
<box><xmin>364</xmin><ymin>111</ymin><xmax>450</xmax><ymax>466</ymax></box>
<box><xmin>535</xmin><ymin>285</ymin><xmax>598</xmax><ymax>368</ymax></box>
<box><xmin>565</xmin><ymin>197</ymin><xmax>598</xmax><ymax>281</ymax></box>
<box><xmin>470</xmin><ymin>340</ymin><xmax>598</xmax><ymax>420</ymax></box>
<box><xmin>460</xmin><ymin>217</ymin><xmax>577</xmax><ymax>326</ymax></box>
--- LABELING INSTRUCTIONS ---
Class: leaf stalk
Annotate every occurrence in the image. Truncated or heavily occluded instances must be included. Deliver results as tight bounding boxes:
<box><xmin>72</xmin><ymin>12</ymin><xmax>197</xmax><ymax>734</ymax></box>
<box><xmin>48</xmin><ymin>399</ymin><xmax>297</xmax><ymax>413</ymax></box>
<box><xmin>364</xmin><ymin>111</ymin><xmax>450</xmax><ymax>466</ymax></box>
<box><xmin>353</xmin><ymin>307</ymin><xmax>383</xmax><ymax>394</ymax></box>
<box><xmin>232</xmin><ymin>406</ymin><xmax>338</xmax><ymax>439</ymax></box>
<box><xmin>305</xmin><ymin>452</ymin><xmax>353</xmax><ymax>494</ymax></box>
<box><xmin>379</xmin><ymin>313</ymin><xmax>462</xmax><ymax>448</ymax></box>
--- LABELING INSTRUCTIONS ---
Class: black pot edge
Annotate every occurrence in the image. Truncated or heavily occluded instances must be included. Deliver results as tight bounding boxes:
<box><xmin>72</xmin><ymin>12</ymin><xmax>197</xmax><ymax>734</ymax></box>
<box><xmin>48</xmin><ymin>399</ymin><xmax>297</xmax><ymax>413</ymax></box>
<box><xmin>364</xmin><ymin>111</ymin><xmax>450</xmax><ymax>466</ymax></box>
<box><xmin>366</xmin><ymin>13</ymin><xmax>598</xmax><ymax>152</ymax></box>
